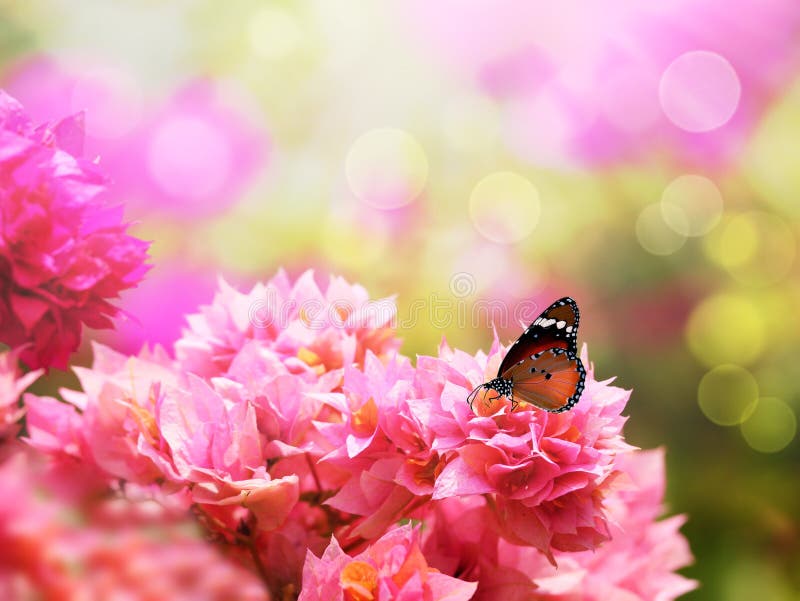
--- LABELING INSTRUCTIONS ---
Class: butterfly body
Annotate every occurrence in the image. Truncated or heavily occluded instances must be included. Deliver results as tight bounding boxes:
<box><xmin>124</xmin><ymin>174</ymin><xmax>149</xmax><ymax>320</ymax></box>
<box><xmin>468</xmin><ymin>297</ymin><xmax>586</xmax><ymax>413</ymax></box>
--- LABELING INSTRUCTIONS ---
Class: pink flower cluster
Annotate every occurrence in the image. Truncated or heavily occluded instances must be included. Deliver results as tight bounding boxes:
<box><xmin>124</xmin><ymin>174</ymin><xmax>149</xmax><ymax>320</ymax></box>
<box><xmin>22</xmin><ymin>267</ymin><xmax>696</xmax><ymax>599</ymax></box>
<box><xmin>0</xmin><ymin>91</ymin><xmax>149</xmax><ymax>370</ymax></box>
<box><xmin>420</xmin><ymin>450</ymin><xmax>696</xmax><ymax>600</ymax></box>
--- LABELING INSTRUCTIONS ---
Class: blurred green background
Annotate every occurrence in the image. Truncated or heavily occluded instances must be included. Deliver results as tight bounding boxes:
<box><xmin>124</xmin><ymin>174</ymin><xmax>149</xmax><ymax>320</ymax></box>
<box><xmin>2</xmin><ymin>2</ymin><xmax>798</xmax><ymax>599</ymax></box>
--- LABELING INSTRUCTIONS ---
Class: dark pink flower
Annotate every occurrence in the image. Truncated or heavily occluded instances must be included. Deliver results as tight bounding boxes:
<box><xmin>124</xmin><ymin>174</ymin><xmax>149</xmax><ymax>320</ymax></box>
<box><xmin>0</xmin><ymin>90</ymin><xmax>149</xmax><ymax>370</ymax></box>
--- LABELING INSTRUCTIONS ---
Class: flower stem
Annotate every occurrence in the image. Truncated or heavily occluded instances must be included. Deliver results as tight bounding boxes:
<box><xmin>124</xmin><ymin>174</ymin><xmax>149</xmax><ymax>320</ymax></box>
<box><xmin>245</xmin><ymin>534</ymin><xmax>271</xmax><ymax>592</ymax></box>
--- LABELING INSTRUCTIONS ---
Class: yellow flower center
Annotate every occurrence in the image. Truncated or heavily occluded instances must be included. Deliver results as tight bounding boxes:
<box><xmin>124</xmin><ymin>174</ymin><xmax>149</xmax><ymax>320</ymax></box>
<box><xmin>341</xmin><ymin>560</ymin><xmax>378</xmax><ymax>601</ymax></box>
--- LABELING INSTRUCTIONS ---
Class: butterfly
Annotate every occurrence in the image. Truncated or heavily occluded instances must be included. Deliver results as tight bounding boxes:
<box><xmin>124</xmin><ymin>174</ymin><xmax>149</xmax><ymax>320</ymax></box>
<box><xmin>467</xmin><ymin>297</ymin><xmax>586</xmax><ymax>413</ymax></box>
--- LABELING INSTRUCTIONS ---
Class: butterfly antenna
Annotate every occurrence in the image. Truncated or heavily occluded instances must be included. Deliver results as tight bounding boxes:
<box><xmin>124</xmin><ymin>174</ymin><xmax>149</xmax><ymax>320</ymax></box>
<box><xmin>466</xmin><ymin>383</ymin><xmax>483</xmax><ymax>411</ymax></box>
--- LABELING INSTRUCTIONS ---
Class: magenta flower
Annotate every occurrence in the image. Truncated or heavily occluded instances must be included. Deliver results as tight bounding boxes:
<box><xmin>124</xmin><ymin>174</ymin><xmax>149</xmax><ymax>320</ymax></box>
<box><xmin>0</xmin><ymin>90</ymin><xmax>149</xmax><ymax>370</ymax></box>
<box><xmin>0</xmin><ymin>348</ymin><xmax>41</xmax><ymax>441</ymax></box>
<box><xmin>299</xmin><ymin>525</ymin><xmax>477</xmax><ymax>601</ymax></box>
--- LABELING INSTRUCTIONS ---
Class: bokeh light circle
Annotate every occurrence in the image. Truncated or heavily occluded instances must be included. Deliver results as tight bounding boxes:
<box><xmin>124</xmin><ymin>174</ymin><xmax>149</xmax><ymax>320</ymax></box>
<box><xmin>697</xmin><ymin>364</ymin><xmax>759</xmax><ymax>426</ymax></box>
<box><xmin>635</xmin><ymin>203</ymin><xmax>687</xmax><ymax>255</ymax></box>
<box><xmin>703</xmin><ymin>213</ymin><xmax>758</xmax><ymax>269</ymax></box>
<box><xmin>660</xmin><ymin>174</ymin><xmax>724</xmax><ymax>236</ymax></box>
<box><xmin>659</xmin><ymin>51</ymin><xmax>741</xmax><ymax>132</ymax></box>
<box><xmin>345</xmin><ymin>128</ymin><xmax>429</xmax><ymax>210</ymax></box>
<box><xmin>704</xmin><ymin>211</ymin><xmax>795</xmax><ymax>286</ymax></box>
<box><xmin>147</xmin><ymin>117</ymin><xmax>233</xmax><ymax>201</ymax></box>
<box><xmin>745</xmin><ymin>83</ymin><xmax>800</xmax><ymax>217</ymax></box>
<box><xmin>686</xmin><ymin>293</ymin><xmax>765</xmax><ymax>366</ymax></box>
<box><xmin>740</xmin><ymin>397</ymin><xmax>797</xmax><ymax>453</ymax></box>
<box><xmin>468</xmin><ymin>171</ymin><xmax>541</xmax><ymax>244</ymax></box>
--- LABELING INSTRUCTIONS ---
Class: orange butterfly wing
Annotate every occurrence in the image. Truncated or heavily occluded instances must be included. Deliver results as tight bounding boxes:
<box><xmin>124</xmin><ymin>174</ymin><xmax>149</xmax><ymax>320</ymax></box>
<box><xmin>502</xmin><ymin>348</ymin><xmax>585</xmax><ymax>412</ymax></box>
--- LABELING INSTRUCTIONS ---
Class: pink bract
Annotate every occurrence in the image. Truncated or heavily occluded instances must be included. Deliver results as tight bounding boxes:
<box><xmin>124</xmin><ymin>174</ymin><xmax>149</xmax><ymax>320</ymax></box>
<box><xmin>0</xmin><ymin>348</ymin><xmax>42</xmax><ymax>441</ymax></box>
<box><xmin>299</xmin><ymin>525</ymin><xmax>478</xmax><ymax>601</ymax></box>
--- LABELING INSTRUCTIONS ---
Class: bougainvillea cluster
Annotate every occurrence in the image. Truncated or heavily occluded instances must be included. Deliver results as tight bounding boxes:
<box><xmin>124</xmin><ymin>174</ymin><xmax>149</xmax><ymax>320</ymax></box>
<box><xmin>0</xmin><ymin>91</ymin><xmax>695</xmax><ymax>599</ymax></box>
<box><xmin>0</xmin><ymin>91</ymin><xmax>149</xmax><ymax>370</ymax></box>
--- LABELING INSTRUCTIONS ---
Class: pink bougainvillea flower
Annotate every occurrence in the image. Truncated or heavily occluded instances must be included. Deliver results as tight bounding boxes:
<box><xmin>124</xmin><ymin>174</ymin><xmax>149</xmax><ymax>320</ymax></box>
<box><xmin>25</xmin><ymin>342</ymin><xmax>301</xmax><ymax>534</ymax></box>
<box><xmin>420</xmin><ymin>451</ymin><xmax>696</xmax><ymax>601</ymax></box>
<box><xmin>156</xmin><ymin>374</ymin><xmax>300</xmax><ymax>531</ymax></box>
<box><xmin>175</xmin><ymin>269</ymin><xmax>399</xmax><ymax>378</ymax></box>
<box><xmin>0</xmin><ymin>448</ymin><xmax>271</xmax><ymax>600</ymax></box>
<box><xmin>313</xmin><ymin>336</ymin><xmax>633</xmax><ymax>561</ymax></box>
<box><xmin>484</xmin><ymin>449</ymin><xmax>697</xmax><ymax>601</ymax></box>
<box><xmin>299</xmin><ymin>525</ymin><xmax>477</xmax><ymax>601</ymax></box>
<box><xmin>0</xmin><ymin>348</ymin><xmax>42</xmax><ymax>441</ymax></box>
<box><xmin>314</xmin><ymin>351</ymin><xmax>443</xmax><ymax>540</ymax></box>
<box><xmin>24</xmin><ymin>343</ymin><xmax>179</xmax><ymax>483</ymax></box>
<box><xmin>419</xmin><ymin>340</ymin><xmax>635</xmax><ymax>561</ymax></box>
<box><xmin>0</xmin><ymin>90</ymin><xmax>149</xmax><ymax>370</ymax></box>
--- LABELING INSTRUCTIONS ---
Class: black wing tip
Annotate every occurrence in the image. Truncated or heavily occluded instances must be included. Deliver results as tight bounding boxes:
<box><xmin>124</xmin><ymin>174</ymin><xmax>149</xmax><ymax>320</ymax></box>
<box><xmin>548</xmin><ymin>296</ymin><xmax>580</xmax><ymax>322</ymax></box>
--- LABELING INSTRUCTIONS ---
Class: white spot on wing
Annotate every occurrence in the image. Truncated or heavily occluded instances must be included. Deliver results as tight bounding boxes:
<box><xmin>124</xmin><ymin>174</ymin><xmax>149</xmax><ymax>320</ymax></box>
<box><xmin>556</xmin><ymin>320</ymin><xmax>566</xmax><ymax>329</ymax></box>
